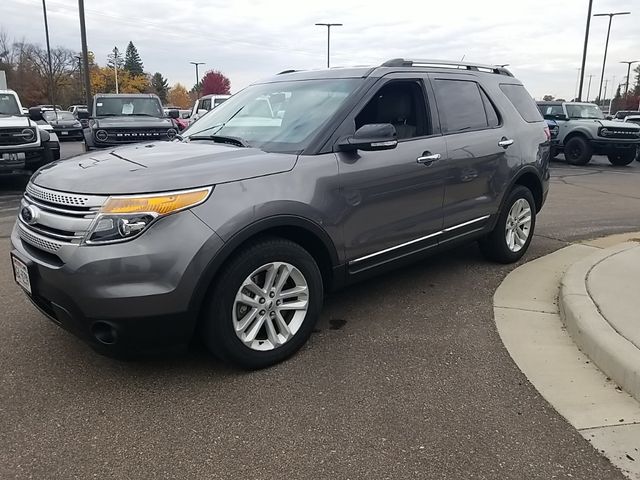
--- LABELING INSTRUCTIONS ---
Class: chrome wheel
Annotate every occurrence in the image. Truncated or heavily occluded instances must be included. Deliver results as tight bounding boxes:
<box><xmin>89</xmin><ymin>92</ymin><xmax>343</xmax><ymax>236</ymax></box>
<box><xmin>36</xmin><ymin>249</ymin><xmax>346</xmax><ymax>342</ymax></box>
<box><xmin>232</xmin><ymin>262</ymin><xmax>309</xmax><ymax>351</ymax></box>
<box><xmin>505</xmin><ymin>198</ymin><xmax>532</xmax><ymax>253</ymax></box>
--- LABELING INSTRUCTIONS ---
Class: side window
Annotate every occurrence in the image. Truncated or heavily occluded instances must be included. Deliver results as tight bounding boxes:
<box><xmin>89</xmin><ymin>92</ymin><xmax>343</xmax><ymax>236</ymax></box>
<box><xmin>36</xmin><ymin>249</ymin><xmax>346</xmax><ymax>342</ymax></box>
<box><xmin>433</xmin><ymin>79</ymin><xmax>489</xmax><ymax>133</ymax></box>
<box><xmin>201</xmin><ymin>99</ymin><xmax>212</xmax><ymax>111</ymax></box>
<box><xmin>355</xmin><ymin>80</ymin><xmax>430</xmax><ymax>140</ymax></box>
<box><xmin>480</xmin><ymin>88</ymin><xmax>500</xmax><ymax>128</ymax></box>
<box><xmin>499</xmin><ymin>84</ymin><xmax>543</xmax><ymax>122</ymax></box>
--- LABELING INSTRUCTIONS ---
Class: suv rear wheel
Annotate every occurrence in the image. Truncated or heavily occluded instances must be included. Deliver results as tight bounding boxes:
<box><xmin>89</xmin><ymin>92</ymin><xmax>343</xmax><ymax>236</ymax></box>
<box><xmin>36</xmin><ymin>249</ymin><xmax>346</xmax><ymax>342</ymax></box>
<box><xmin>607</xmin><ymin>149</ymin><xmax>636</xmax><ymax>166</ymax></box>
<box><xmin>201</xmin><ymin>238</ymin><xmax>323</xmax><ymax>369</ymax></box>
<box><xmin>479</xmin><ymin>185</ymin><xmax>536</xmax><ymax>264</ymax></box>
<box><xmin>564</xmin><ymin>136</ymin><xmax>593</xmax><ymax>165</ymax></box>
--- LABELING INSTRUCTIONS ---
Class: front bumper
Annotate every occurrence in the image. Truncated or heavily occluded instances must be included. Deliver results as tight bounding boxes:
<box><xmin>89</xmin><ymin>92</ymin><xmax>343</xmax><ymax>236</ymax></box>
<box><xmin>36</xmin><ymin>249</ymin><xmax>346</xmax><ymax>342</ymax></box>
<box><xmin>0</xmin><ymin>145</ymin><xmax>53</xmax><ymax>174</ymax></box>
<box><xmin>590</xmin><ymin>138</ymin><xmax>640</xmax><ymax>154</ymax></box>
<box><xmin>10</xmin><ymin>210</ymin><xmax>224</xmax><ymax>357</ymax></box>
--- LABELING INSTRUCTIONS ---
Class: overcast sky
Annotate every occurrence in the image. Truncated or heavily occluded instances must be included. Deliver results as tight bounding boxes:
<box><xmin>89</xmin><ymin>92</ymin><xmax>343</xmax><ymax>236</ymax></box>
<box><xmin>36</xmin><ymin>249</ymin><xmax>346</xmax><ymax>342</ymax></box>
<box><xmin>2</xmin><ymin>0</ymin><xmax>638</xmax><ymax>100</ymax></box>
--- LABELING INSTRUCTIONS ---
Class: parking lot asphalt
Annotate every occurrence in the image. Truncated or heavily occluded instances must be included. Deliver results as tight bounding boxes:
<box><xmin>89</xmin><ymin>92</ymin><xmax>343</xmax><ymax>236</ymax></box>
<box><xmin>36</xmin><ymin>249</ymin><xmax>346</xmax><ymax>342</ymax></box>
<box><xmin>1</xmin><ymin>142</ymin><xmax>639</xmax><ymax>479</ymax></box>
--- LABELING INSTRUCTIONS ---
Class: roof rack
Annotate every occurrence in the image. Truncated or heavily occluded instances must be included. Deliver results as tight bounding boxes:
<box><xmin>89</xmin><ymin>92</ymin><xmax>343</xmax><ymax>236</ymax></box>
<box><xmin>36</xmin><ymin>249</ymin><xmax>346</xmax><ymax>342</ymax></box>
<box><xmin>380</xmin><ymin>58</ymin><xmax>513</xmax><ymax>77</ymax></box>
<box><xmin>277</xmin><ymin>69</ymin><xmax>299</xmax><ymax>75</ymax></box>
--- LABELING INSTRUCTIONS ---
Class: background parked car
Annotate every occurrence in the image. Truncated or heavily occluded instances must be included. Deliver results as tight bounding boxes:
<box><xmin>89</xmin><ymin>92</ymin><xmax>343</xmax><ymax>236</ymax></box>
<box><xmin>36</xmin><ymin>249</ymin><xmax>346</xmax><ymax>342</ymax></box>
<box><xmin>612</xmin><ymin>110</ymin><xmax>640</xmax><ymax>121</ymax></box>
<box><xmin>42</xmin><ymin>110</ymin><xmax>84</xmax><ymax>140</ymax></box>
<box><xmin>189</xmin><ymin>94</ymin><xmax>230</xmax><ymax>123</ymax></box>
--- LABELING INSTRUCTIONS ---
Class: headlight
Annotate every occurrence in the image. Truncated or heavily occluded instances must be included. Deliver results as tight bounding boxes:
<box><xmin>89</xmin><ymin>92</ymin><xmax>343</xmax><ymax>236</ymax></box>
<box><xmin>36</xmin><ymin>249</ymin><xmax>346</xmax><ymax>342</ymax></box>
<box><xmin>85</xmin><ymin>187</ymin><xmax>212</xmax><ymax>244</ymax></box>
<box><xmin>167</xmin><ymin>128</ymin><xmax>177</xmax><ymax>139</ymax></box>
<box><xmin>73</xmin><ymin>121</ymin><xmax>82</xmax><ymax>128</ymax></box>
<box><xmin>600</xmin><ymin>128</ymin><xmax>610</xmax><ymax>137</ymax></box>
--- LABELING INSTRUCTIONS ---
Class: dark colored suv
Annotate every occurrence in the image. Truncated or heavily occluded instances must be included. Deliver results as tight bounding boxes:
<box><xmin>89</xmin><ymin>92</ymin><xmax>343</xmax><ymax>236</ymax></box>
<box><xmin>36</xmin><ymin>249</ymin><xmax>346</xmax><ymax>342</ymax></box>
<box><xmin>11</xmin><ymin>59</ymin><xmax>550</xmax><ymax>369</ymax></box>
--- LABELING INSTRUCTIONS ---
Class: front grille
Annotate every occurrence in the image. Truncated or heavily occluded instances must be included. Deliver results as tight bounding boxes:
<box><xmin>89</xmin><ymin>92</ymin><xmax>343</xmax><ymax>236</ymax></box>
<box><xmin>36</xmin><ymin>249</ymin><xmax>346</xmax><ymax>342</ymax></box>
<box><xmin>0</xmin><ymin>127</ymin><xmax>36</xmax><ymax>146</ymax></box>
<box><xmin>18</xmin><ymin>184</ymin><xmax>107</xmax><ymax>249</ymax></box>
<box><xmin>18</xmin><ymin>224</ymin><xmax>63</xmax><ymax>253</ymax></box>
<box><xmin>99</xmin><ymin>128</ymin><xmax>173</xmax><ymax>143</ymax></box>
<box><xmin>599</xmin><ymin>127</ymin><xmax>640</xmax><ymax>139</ymax></box>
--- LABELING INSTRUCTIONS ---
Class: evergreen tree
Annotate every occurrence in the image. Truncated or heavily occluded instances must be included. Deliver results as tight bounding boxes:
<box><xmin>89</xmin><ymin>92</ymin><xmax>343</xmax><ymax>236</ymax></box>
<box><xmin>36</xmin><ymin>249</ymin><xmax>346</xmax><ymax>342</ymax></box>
<box><xmin>124</xmin><ymin>41</ymin><xmax>144</xmax><ymax>75</ymax></box>
<box><xmin>151</xmin><ymin>72</ymin><xmax>169</xmax><ymax>103</ymax></box>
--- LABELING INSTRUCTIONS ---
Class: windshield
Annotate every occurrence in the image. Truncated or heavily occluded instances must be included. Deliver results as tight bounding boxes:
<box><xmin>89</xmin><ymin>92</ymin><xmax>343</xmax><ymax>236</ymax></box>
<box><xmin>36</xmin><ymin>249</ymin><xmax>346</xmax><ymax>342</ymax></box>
<box><xmin>565</xmin><ymin>104</ymin><xmax>603</xmax><ymax>120</ymax></box>
<box><xmin>0</xmin><ymin>93</ymin><xmax>20</xmax><ymax>115</ymax></box>
<box><xmin>538</xmin><ymin>104</ymin><xmax>564</xmax><ymax>116</ymax></box>
<box><xmin>615</xmin><ymin>110</ymin><xmax>639</xmax><ymax>119</ymax></box>
<box><xmin>95</xmin><ymin>96</ymin><xmax>163</xmax><ymax>117</ymax></box>
<box><xmin>43</xmin><ymin>111</ymin><xmax>75</xmax><ymax>121</ymax></box>
<box><xmin>182</xmin><ymin>79</ymin><xmax>360</xmax><ymax>153</ymax></box>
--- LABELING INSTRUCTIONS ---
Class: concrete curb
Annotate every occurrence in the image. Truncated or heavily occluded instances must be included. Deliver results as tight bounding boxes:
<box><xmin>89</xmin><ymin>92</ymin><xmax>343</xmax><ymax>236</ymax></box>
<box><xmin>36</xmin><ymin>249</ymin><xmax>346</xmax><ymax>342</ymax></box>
<box><xmin>559</xmin><ymin>242</ymin><xmax>640</xmax><ymax>403</ymax></box>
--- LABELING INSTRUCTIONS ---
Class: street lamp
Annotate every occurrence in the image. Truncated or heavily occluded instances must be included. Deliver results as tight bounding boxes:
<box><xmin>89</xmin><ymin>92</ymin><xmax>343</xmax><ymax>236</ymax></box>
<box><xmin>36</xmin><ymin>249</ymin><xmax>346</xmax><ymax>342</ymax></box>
<box><xmin>577</xmin><ymin>0</ymin><xmax>593</xmax><ymax>101</ymax></box>
<box><xmin>190</xmin><ymin>61</ymin><xmax>205</xmax><ymax>93</ymax></box>
<box><xmin>41</xmin><ymin>0</ymin><xmax>56</xmax><ymax>112</ymax></box>
<box><xmin>620</xmin><ymin>60</ymin><xmax>639</xmax><ymax>96</ymax></box>
<box><xmin>315</xmin><ymin>23</ymin><xmax>342</xmax><ymax>68</ymax></box>
<box><xmin>593</xmin><ymin>11</ymin><xmax>631</xmax><ymax>105</ymax></box>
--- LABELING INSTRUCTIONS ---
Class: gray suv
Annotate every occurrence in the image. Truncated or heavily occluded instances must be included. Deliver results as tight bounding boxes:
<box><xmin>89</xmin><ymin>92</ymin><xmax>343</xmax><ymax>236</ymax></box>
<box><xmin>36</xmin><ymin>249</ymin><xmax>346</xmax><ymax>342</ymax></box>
<box><xmin>11</xmin><ymin>59</ymin><xmax>550</xmax><ymax>369</ymax></box>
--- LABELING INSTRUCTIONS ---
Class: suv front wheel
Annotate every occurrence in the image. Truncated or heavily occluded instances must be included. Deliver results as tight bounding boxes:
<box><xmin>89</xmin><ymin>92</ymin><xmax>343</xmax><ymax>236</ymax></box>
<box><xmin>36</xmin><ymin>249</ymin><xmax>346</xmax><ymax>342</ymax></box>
<box><xmin>564</xmin><ymin>136</ymin><xmax>593</xmax><ymax>165</ymax></box>
<box><xmin>201</xmin><ymin>237</ymin><xmax>323</xmax><ymax>369</ymax></box>
<box><xmin>607</xmin><ymin>149</ymin><xmax>636</xmax><ymax>166</ymax></box>
<box><xmin>479</xmin><ymin>185</ymin><xmax>536</xmax><ymax>264</ymax></box>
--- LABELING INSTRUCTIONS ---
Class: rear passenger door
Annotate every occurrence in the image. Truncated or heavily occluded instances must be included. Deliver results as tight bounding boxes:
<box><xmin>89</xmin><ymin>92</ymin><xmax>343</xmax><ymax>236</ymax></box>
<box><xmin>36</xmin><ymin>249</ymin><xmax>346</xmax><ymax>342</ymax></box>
<box><xmin>430</xmin><ymin>74</ymin><xmax>518</xmax><ymax>240</ymax></box>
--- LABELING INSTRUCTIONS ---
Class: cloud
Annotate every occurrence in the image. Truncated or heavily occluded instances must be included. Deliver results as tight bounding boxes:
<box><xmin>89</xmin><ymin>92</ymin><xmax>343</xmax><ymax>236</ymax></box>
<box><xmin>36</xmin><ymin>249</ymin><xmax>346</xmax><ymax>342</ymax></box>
<box><xmin>2</xmin><ymin>0</ymin><xmax>638</xmax><ymax>99</ymax></box>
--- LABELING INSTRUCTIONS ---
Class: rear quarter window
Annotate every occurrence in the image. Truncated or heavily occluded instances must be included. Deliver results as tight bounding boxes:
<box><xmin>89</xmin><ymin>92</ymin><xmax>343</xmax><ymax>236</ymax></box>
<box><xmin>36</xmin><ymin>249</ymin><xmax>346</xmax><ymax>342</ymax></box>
<box><xmin>499</xmin><ymin>84</ymin><xmax>543</xmax><ymax>123</ymax></box>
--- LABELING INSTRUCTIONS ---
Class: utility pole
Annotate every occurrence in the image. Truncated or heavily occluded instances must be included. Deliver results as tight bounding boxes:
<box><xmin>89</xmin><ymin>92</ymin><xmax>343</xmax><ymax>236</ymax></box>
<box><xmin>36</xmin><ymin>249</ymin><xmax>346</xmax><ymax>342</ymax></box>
<box><xmin>578</xmin><ymin>0</ymin><xmax>593</xmax><ymax>101</ymax></box>
<box><xmin>112</xmin><ymin>48</ymin><xmax>120</xmax><ymax>94</ymax></box>
<box><xmin>620</xmin><ymin>60</ymin><xmax>639</xmax><ymax>96</ymax></box>
<box><xmin>593</xmin><ymin>12</ymin><xmax>631</xmax><ymax>107</ymax></box>
<box><xmin>190</xmin><ymin>61</ymin><xmax>205</xmax><ymax>94</ymax></box>
<box><xmin>41</xmin><ymin>0</ymin><xmax>56</xmax><ymax>113</ymax></box>
<box><xmin>78</xmin><ymin>0</ymin><xmax>92</xmax><ymax>108</ymax></box>
<box><xmin>586</xmin><ymin>74</ymin><xmax>594</xmax><ymax>101</ymax></box>
<box><xmin>602</xmin><ymin>79</ymin><xmax>608</xmax><ymax>106</ymax></box>
<box><xmin>315</xmin><ymin>23</ymin><xmax>342</xmax><ymax>68</ymax></box>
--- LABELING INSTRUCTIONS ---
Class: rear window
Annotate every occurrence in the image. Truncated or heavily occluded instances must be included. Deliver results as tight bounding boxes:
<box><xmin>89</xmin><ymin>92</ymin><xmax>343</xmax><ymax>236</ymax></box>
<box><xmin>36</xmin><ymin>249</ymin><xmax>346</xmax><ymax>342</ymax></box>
<box><xmin>499</xmin><ymin>84</ymin><xmax>543</xmax><ymax>123</ymax></box>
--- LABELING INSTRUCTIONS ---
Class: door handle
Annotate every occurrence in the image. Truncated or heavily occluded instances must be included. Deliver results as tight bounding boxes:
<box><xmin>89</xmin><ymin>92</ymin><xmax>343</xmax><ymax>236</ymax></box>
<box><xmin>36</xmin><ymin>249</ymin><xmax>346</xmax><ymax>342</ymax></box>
<box><xmin>498</xmin><ymin>138</ymin><xmax>514</xmax><ymax>149</ymax></box>
<box><xmin>416</xmin><ymin>153</ymin><xmax>441</xmax><ymax>165</ymax></box>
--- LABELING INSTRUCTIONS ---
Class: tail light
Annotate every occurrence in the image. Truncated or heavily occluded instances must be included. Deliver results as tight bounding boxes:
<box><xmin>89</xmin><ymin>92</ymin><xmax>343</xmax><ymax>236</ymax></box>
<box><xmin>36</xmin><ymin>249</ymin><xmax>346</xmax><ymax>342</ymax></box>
<box><xmin>543</xmin><ymin>126</ymin><xmax>551</xmax><ymax>142</ymax></box>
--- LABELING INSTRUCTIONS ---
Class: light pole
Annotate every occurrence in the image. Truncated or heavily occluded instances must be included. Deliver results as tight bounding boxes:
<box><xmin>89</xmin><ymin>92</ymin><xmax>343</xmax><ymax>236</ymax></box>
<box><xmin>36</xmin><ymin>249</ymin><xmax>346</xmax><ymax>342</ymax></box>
<box><xmin>620</xmin><ymin>60</ymin><xmax>639</xmax><ymax>96</ymax></box>
<box><xmin>41</xmin><ymin>0</ymin><xmax>56</xmax><ymax>113</ymax></box>
<box><xmin>190</xmin><ymin>61</ymin><xmax>205</xmax><ymax>94</ymax></box>
<box><xmin>112</xmin><ymin>48</ymin><xmax>120</xmax><ymax>94</ymax></box>
<box><xmin>574</xmin><ymin>67</ymin><xmax>581</xmax><ymax>100</ymax></box>
<box><xmin>578</xmin><ymin>0</ymin><xmax>593</xmax><ymax>101</ymax></box>
<box><xmin>78</xmin><ymin>0</ymin><xmax>92</xmax><ymax>108</ymax></box>
<box><xmin>74</xmin><ymin>54</ymin><xmax>84</xmax><ymax>100</ymax></box>
<box><xmin>315</xmin><ymin>23</ymin><xmax>342</xmax><ymax>68</ymax></box>
<box><xmin>593</xmin><ymin>12</ymin><xmax>631</xmax><ymax>105</ymax></box>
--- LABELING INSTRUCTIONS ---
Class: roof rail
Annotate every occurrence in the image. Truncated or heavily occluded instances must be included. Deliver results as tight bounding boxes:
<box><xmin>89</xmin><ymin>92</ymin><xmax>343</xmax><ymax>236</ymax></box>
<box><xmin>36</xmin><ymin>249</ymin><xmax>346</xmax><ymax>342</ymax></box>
<box><xmin>277</xmin><ymin>69</ymin><xmax>298</xmax><ymax>75</ymax></box>
<box><xmin>380</xmin><ymin>58</ymin><xmax>513</xmax><ymax>77</ymax></box>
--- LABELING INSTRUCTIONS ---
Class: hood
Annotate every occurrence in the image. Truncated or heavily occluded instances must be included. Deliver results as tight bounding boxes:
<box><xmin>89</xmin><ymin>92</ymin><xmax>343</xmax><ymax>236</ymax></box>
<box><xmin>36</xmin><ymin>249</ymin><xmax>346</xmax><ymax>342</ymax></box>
<box><xmin>572</xmin><ymin>118</ymin><xmax>640</xmax><ymax>129</ymax></box>
<box><xmin>93</xmin><ymin>116</ymin><xmax>174</xmax><ymax>129</ymax></box>
<box><xmin>31</xmin><ymin>141</ymin><xmax>298</xmax><ymax>194</ymax></box>
<box><xmin>0</xmin><ymin>115</ymin><xmax>33</xmax><ymax>128</ymax></box>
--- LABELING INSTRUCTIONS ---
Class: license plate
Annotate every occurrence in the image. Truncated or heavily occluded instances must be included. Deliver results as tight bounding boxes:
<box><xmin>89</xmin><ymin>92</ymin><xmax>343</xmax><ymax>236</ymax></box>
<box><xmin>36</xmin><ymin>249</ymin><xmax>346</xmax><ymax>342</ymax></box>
<box><xmin>61</xmin><ymin>131</ymin><xmax>68</xmax><ymax>135</ymax></box>
<box><xmin>1</xmin><ymin>152</ymin><xmax>26</xmax><ymax>161</ymax></box>
<box><xmin>11</xmin><ymin>255</ymin><xmax>32</xmax><ymax>294</ymax></box>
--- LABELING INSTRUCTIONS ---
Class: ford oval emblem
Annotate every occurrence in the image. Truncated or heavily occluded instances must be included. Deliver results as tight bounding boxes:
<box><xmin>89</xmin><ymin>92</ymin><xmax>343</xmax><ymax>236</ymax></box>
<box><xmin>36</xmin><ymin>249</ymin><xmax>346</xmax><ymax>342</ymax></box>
<box><xmin>21</xmin><ymin>205</ymin><xmax>39</xmax><ymax>225</ymax></box>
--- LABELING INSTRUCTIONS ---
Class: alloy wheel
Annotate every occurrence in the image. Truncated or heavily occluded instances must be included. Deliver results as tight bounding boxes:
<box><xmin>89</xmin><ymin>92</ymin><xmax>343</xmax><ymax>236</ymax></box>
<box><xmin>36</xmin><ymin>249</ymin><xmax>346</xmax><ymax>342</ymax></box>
<box><xmin>232</xmin><ymin>262</ymin><xmax>309</xmax><ymax>351</ymax></box>
<box><xmin>505</xmin><ymin>198</ymin><xmax>532</xmax><ymax>253</ymax></box>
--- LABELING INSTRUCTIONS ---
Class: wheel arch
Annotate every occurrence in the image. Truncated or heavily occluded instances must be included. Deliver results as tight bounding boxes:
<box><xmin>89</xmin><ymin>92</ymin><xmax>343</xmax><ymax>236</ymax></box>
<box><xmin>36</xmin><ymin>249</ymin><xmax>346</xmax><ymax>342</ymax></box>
<box><xmin>188</xmin><ymin>215</ymin><xmax>341</xmax><ymax>318</ymax></box>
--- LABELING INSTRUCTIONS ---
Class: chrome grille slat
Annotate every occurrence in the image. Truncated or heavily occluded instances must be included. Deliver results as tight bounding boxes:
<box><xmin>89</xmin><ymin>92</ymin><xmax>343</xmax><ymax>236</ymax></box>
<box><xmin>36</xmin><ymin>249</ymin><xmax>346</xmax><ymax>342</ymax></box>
<box><xmin>26</xmin><ymin>183</ymin><xmax>105</xmax><ymax>208</ymax></box>
<box><xmin>23</xmin><ymin>195</ymin><xmax>98</xmax><ymax>217</ymax></box>
<box><xmin>18</xmin><ymin>224</ymin><xmax>63</xmax><ymax>253</ymax></box>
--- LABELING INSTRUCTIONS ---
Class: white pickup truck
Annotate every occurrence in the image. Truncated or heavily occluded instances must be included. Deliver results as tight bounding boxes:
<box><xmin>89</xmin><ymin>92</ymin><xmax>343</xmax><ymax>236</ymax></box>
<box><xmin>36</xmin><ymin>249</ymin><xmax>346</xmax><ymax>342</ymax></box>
<box><xmin>0</xmin><ymin>89</ymin><xmax>60</xmax><ymax>175</ymax></box>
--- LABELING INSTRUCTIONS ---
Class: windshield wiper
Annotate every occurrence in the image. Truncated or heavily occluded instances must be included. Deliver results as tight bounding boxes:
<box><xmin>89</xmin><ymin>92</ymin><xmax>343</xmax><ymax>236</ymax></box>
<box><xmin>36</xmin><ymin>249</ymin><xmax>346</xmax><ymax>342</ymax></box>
<box><xmin>188</xmin><ymin>135</ymin><xmax>251</xmax><ymax>148</ymax></box>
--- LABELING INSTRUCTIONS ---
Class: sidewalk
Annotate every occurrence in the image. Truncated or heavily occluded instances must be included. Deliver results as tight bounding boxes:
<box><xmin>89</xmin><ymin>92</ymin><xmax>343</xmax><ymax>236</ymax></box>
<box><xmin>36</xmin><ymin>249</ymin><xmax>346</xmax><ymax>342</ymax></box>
<box><xmin>494</xmin><ymin>233</ymin><xmax>640</xmax><ymax>480</ymax></box>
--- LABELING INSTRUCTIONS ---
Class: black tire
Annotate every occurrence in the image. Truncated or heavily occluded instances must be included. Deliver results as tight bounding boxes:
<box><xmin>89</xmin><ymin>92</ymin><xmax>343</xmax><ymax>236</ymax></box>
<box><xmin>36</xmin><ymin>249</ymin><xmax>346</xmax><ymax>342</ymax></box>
<box><xmin>607</xmin><ymin>149</ymin><xmax>636</xmax><ymax>166</ymax></box>
<box><xmin>564</xmin><ymin>136</ymin><xmax>593</xmax><ymax>165</ymax></box>
<box><xmin>201</xmin><ymin>237</ymin><xmax>323</xmax><ymax>369</ymax></box>
<box><xmin>549</xmin><ymin>146</ymin><xmax>559</xmax><ymax>159</ymax></box>
<box><xmin>479</xmin><ymin>186</ymin><xmax>536</xmax><ymax>264</ymax></box>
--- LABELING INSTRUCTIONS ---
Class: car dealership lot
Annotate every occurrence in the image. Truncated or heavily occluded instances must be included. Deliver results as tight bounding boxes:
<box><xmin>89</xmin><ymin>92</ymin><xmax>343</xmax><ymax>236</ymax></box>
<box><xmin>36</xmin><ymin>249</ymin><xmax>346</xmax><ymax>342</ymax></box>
<box><xmin>1</xmin><ymin>147</ymin><xmax>639</xmax><ymax>478</ymax></box>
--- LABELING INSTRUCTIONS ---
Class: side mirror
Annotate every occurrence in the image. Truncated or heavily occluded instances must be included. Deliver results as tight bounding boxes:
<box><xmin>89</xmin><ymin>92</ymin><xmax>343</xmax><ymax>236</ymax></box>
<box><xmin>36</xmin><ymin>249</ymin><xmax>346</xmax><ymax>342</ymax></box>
<box><xmin>167</xmin><ymin>109</ymin><xmax>179</xmax><ymax>119</ymax></box>
<box><xmin>338</xmin><ymin>123</ymin><xmax>398</xmax><ymax>152</ymax></box>
<box><xmin>28</xmin><ymin>107</ymin><xmax>43</xmax><ymax>121</ymax></box>
<box><xmin>76</xmin><ymin>110</ymin><xmax>90</xmax><ymax>120</ymax></box>
<box><xmin>605</xmin><ymin>115</ymin><xmax>613</xmax><ymax>120</ymax></box>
